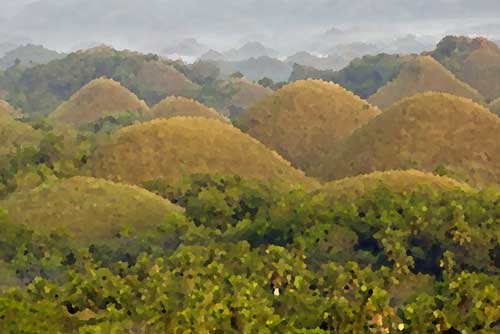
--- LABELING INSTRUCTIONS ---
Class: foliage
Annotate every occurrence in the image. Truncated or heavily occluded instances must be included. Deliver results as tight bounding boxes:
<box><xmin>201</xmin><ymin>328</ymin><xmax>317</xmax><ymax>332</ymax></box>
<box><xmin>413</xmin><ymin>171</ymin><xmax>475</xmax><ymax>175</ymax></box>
<box><xmin>236</xmin><ymin>79</ymin><xmax>380</xmax><ymax>174</ymax></box>
<box><xmin>0</xmin><ymin>47</ymin><xmax>198</xmax><ymax>115</ymax></box>
<box><xmin>1</xmin><ymin>174</ymin><xmax>500</xmax><ymax>333</ymax></box>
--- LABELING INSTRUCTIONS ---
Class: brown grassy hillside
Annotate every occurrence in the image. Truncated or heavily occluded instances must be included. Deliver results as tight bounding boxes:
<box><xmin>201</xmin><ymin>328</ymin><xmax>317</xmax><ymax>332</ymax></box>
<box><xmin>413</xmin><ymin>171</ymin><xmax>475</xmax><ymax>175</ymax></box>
<box><xmin>0</xmin><ymin>113</ymin><xmax>42</xmax><ymax>156</ymax></box>
<box><xmin>0</xmin><ymin>100</ymin><xmax>21</xmax><ymax>118</ymax></box>
<box><xmin>90</xmin><ymin>117</ymin><xmax>314</xmax><ymax>187</ymax></box>
<box><xmin>149</xmin><ymin>96</ymin><xmax>228</xmax><ymax>122</ymax></box>
<box><xmin>0</xmin><ymin>176</ymin><xmax>182</xmax><ymax>244</ymax></box>
<box><xmin>50</xmin><ymin>78</ymin><xmax>149</xmax><ymax>127</ymax></box>
<box><xmin>368</xmin><ymin>56</ymin><xmax>483</xmax><ymax>109</ymax></box>
<box><xmin>137</xmin><ymin>61</ymin><xmax>200</xmax><ymax>101</ymax></box>
<box><xmin>462</xmin><ymin>46</ymin><xmax>500</xmax><ymax>101</ymax></box>
<box><xmin>313</xmin><ymin>170</ymin><xmax>472</xmax><ymax>202</ymax></box>
<box><xmin>236</xmin><ymin>79</ymin><xmax>380</xmax><ymax>174</ymax></box>
<box><xmin>317</xmin><ymin>93</ymin><xmax>500</xmax><ymax>187</ymax></box>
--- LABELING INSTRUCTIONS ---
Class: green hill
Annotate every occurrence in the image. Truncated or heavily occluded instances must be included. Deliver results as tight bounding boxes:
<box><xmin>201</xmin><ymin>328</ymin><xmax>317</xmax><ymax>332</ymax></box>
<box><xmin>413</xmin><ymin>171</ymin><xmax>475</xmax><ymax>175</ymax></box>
<box><xmin>0</xmin><ymin>99</ymin><xmax>21</xmax><ymax>118</ymax></box>
<box><xmin>317</xmin><ymin>92</ymin><xmax>500</xmax><ymax>187</ymax></box>
<box><xmin>0</xmin><ymin>113</ymin><xmax>41</xmax><ymax>156</ymax></box>
<box><xmin>0</xmin><ymin>176</ymin><xmax>182</xmax><ymax>244</ymax></box>
<box><xmin>236</xmin><ymin>79</ymin><xmax>380</xmax><ymax>174</ymax></box>
<box><xmin>368</xmin><ymin>56</ymin><xmax>483</xmax><ymax>109</ymax></box>
<box><xmin>0</xmin><ymin>44</ymin><xmax>66</xmax><ymax>70</ymax></box>
<box><xmin>0</xmin><ymin>46</ymin><xmax>199</xmax><ymax>115</ymax></box>
<box><xmin>90</xmin><ymin>117</ymin><xmax>313</xmax><ymax>186</ymax></box>
<box><xmin>49</xmin><ymin>78</ymin><xmax>149</xmax><ymax>127</ymax></box>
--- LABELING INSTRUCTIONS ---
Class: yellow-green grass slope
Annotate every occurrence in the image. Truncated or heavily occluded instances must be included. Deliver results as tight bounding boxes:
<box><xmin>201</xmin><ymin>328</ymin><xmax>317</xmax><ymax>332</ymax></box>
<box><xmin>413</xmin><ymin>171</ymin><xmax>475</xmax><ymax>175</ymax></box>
<box><xmin>149</xmin><ymin>96</ymin><xmax>228</xmax><ymax>122</ymax></box>
<box><xmin>0</xmin><ymin>112</ymin><xmax>42</xmax><ymax>156</ymax></box>
<box><xmin>90</xmin><ymin>117</ymin><xmax>314</xmax><ymax>187</ymax></box>
<box><xmin>317</xmin><ymin>93</ymin><xmax>500</xmax><ymax>187</ymax></box>
<box><xmin>0</xmin><ymin>99</ymin><xmax>21</xmax><ymax>118</ymax></box>
<box><xmin>50</xmin><ymin>78</ymin><xmax>149</xmax><ymax>127</ymax></box>
<box><xmin>236</xmin><ymin>79</ymin><xmax>380</xmax><ymax>174</ymax></box>
<box><xmin>313</xmin><ymin>170</ymin><xmax>472</xmax><ymax>202</ymax></box>
<box><xmin>368</xmin><ymin>56</ymin><xmax>483</xmax><ymax>109</ymax></box>
<box><xmin>0</xmin><ymin>176</ymin><xmax>182</xmax><ymax>244</ymax></box>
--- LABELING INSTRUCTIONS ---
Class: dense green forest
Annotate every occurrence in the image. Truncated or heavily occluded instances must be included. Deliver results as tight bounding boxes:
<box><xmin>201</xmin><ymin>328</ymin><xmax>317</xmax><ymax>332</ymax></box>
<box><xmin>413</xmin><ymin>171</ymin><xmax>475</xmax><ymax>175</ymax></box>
<box><xmin>0</xmin><ymin>33</ymin><xmax>500</xmax><ymax>333</ymax></box>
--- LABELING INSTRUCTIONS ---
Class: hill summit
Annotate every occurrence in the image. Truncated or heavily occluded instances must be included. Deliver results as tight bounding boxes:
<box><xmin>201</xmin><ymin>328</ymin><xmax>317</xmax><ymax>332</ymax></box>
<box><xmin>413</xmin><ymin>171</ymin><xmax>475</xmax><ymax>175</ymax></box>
<box><xmin>50</xmin><ymin>78</ymin><xmax>149</xmax><ymax>127</ymax></box>
<box><xmin>318</xmin><ymin>92</ymin><xmax>500</xmax><ymax>187</ymax></box>
<box><xmin>368</xmin><ymin>56</ymin><xmax>483</xmax><ymax>109</ymax></box>
<box><xmin>236</xmin><ymin>79</ymin><xmax>380</xmax><ymax>174</ymax></box>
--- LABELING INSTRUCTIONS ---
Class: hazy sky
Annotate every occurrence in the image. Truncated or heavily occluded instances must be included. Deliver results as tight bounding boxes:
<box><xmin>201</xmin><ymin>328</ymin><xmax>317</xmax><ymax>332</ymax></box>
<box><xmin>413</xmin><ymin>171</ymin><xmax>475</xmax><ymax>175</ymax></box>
<box><xmin>1</xmin><ymin>0</ymin><xmax>499</xmax><ymax>53</ymax></box>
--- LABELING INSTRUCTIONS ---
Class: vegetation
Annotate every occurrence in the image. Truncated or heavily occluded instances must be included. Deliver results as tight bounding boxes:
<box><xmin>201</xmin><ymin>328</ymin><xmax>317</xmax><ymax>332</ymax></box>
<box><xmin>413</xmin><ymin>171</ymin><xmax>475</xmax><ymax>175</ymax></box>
<box><xmin>0</xmin><ymin>46</ymin><xmax>198</xmax><ymax>115</ymax></box>
<box><xmin>0</xmin><ymin>44</ymin><xmax>66</xmax><ymax>70</ymax></box>
<box><xmin>149</xmin><ymin>96</ymin><xmax>228</xmax><ymax>122</ymax></box>
<box><xmin>2</xmin><ymin>36</ymin><xmax>500</xmax><ymax>333</ymax></box>
<box><xmin>199</xmin><ymin>78</ymin><xmax>272</xmax><ymax>119</ymax></box>
<box><xmin>368</xmin><ymin>56</ymin><xmax>483</xmax><ymax>109</ymax></box>
<box><xmin>0</xmin><ymin>173</ymin><xmax>499</xmax><ymax>333</ymax></box>
<box><xmin>317</xmin><ymin>93</ymin><xmax>500</xmax><ymax>187</ymax></box>
<box><xmin>0</xmin><ymin>176</ymin><xmax>182</xmax><ymax>245</ymax></box>
<box><xmin>236</xmin><ymin>80</ymin><xmax>380</xmax><ymax>174</ymax></box>
<box><xmin>490</xmin><ymin>97</ymin><xmax>500</xmax><ymax>115</ymax></box>
<box><xmin>49</xmin><ymin>78</ymin><xmax>149</xmax><ymax>127</ymax></box>
<box><xmin>0</xmin><ymin>99</ymin><xmax>21</xmax><ymax>118</ymax></box>
<box><xmin>429</xmin><ymin>35</ymin><xmax>500</xmax><ymax>100</ymax></box>
<box><xmin>90</xmin><ymin>117</ymin><xmax>313</xmax><ymax>186</ymax></box>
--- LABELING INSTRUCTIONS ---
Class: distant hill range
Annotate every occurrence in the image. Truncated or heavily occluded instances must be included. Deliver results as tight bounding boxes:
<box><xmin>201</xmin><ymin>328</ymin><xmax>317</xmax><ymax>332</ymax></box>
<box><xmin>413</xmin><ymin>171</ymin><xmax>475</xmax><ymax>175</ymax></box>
<box><xmin>0</xmin><ymin>44</ymin><xmax>66</xmax><ymax>70</ymax></box>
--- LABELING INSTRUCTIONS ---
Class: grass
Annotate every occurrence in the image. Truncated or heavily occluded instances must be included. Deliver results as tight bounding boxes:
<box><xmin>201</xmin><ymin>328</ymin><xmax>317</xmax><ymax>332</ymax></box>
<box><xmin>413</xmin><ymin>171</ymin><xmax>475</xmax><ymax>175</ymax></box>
<box><xmin>368</xmin><ymin>56</ymin><xmax>484</xmax><ymax>109</ymax></box>
<box><xmin>90</xmin><ymin>117</ymin><xmax>315</xmax><ymax>187</ymax></box>
<box><xmin>236</xmin><ymin>79</ymin><xmax>380</xmax><ymax>174</ymax></box>
<box><xmin>317</xmin><ymin>92</ymin><xmax>500</xmax><ymax>187</ymax></box>
<box><xmin>149</xmin><ymin>96</ymin><xmax>228</xmax><ymax>122</ymax></box>
<box><xmin>50</xmin><ymin>78</ymin><xmax>150</xmax><ymax>127</ymax></box>
<box><xmin>0</xmin><ymin>176</ymin><xmax>182</xmax><ymax>244</ymax></box>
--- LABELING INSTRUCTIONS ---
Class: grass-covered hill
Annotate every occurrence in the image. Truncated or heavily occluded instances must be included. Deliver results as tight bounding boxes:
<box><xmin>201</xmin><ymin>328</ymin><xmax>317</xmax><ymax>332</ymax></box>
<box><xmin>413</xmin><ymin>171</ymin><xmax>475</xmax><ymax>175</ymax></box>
<box><xmin>0</xmin><ymin>46</ymin><xmax>199</xmax><ymax>115</ymax></box>
<box><xmin>317</xmin><ymin>93</ymin><xmax>500</xmax><ymax>186</ymax></box>
<box><xmin>314</xmin><ymin>170</ymin><xmax>472</xmax><ymax>201</ymax></box>
<box><xmin>236</xmin><ymin>79</ymin><xmax>380</xmax><ymax>174</ymax></box>
<box><xmin>0</xmin><ymin>176</ymin><xmax>182</xmax><ymax>244</ymax></box>
<box><xmin>0</xmin><ymin>99</ymin><xmax>21</xmax><ymax>118</ymax></box>
<box><xmin>429</xmin><ymin>36</ymin><xmax>500</xmax><ymax>100</ymax></box>
<box><xmin>199</xmin><ymin>78</ymin><xmax>272</xmax><ymax>119</ymax></box>
<box><xmin>49</xmin><ymin>78</ymin><xmax>149</xmax><ymax>127</ymax></box>
<box><xmin>0</xmin><ymin>113</ymin><xmax>41</xmax><ymax>156</ymax></box>
<box><xmin>149</xmin><ymin>96</ymin><xmax>228</xmax><ymax>122</ymax></box>
<box><xmin>368</xmin><ymin>56</ymin><xmax>483</xmax><ymax>109</ymax></box>
<box><xmin>90</xmin><ymin>117</ymin><xmax>312</xmax><ymax>186</ymax></box>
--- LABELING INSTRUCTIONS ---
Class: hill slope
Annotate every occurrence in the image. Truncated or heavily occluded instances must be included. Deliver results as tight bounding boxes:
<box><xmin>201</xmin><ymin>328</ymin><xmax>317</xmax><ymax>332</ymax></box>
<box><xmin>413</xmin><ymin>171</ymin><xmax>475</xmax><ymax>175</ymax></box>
<box><xmin>0</xmin><ymin>176</ymin><xmax>182</xmax><ymax>244</ymax></box>
<box><xmin>0</xmin><ymin>113</ymin><xmax>41</xmax><ymax>156</ymax></box>
<box><xmin>429</xmin><ymin>36</ymin><xmax>500</xmax><ymax>100</ymax></box>
<box><xmin>318</xmin><ymin>93</ymin><xmax>500</xmax><ymax>187</ymax></box>
<box><xmin>0</xmin><ymin>99</ymin><xmax>21</xmax><ymax>118</ymax></box>
<box><xmin>0</xmin><ymin>44</ymin><xmax>65</xmax><ymax>70</ymax></box>
<box><xmin>236</xmin><ymin>79</ymin><xmax>380</xmax><ymax>174</ymax></box>
<box><xmin>314</xmin><ymin>170</ymin><xmax>472</xmax><ymax>202</ymax></box>
<box><xmin>149</xmin><ymin>97</ymin><xmax>228</xmax><ymax>122</ymax></box>
<box><xmin>368</xmin><ymin>56</ymin><xmax>483</xmax><ymax>109</ymax></box>
<box><xmin>49</xmin><ymin>78</ymin><xmax>149</xmax><ymax>127</ymax></box>
<box><xmin>90</xmin><ymin>117</ymin><xmax>312</xmax><ymax>186</ymax></box>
